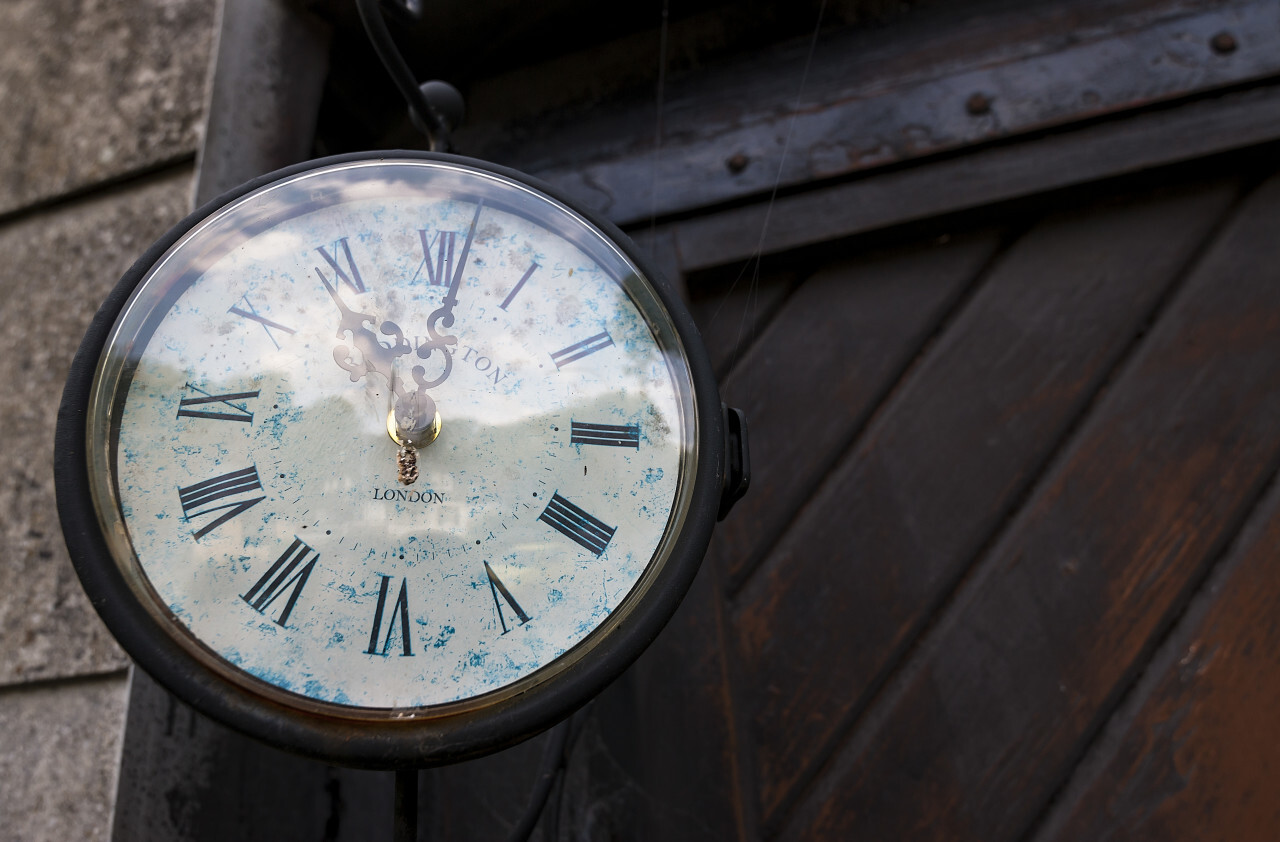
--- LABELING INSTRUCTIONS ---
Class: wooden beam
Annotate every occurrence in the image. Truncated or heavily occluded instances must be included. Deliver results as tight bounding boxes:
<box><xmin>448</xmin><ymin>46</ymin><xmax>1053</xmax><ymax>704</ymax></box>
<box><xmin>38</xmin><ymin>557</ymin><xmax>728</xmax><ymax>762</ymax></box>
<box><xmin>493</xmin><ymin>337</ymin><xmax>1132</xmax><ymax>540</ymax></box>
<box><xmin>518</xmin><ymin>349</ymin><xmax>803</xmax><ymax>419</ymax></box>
<box><xmin>495</xmin><ymin>0</ymin><xmax>1280</xmax><ymax>228</ymax></box>
<box><xmin>647</xmin><ymin>81</ymin><xmax>1280</xmax><ymax>274</ymax></box>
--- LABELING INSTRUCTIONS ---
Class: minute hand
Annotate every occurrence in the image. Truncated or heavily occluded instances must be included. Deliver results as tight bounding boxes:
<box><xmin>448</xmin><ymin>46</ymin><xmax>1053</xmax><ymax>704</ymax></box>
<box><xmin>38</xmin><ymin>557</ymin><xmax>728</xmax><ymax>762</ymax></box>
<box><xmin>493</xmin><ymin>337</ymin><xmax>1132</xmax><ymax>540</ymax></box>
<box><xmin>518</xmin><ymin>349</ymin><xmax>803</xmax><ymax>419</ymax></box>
<box><xmin>414</xmin><ymin>199</ymin><xmax>484</xmax><ymax>390</ymax></box>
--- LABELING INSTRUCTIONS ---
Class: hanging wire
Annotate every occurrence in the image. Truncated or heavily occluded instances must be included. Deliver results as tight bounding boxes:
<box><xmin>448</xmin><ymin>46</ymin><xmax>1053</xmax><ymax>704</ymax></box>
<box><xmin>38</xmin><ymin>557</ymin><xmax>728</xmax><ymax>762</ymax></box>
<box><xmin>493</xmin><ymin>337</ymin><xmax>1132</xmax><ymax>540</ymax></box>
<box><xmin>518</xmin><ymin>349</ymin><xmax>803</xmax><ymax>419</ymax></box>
<box><xmin>502</xmin><ymin>716</ymin><xmax>573</xmax><ymax>842</ymax></box>
<box><xmin>355</xmin><ymin>0</ymin><xmax>452</xmax><ymax>150</ymax></box>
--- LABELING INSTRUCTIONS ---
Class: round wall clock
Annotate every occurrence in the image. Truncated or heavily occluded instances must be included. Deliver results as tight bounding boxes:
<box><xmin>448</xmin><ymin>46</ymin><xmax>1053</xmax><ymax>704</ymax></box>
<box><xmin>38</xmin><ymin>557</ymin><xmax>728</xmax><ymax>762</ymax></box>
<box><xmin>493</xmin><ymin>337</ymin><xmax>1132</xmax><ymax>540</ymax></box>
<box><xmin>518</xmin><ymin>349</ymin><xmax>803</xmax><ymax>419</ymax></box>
<box><xmin>55</xmin><ymin>151</ymin><xmax>747</xmax><ymax>767</ymax></box>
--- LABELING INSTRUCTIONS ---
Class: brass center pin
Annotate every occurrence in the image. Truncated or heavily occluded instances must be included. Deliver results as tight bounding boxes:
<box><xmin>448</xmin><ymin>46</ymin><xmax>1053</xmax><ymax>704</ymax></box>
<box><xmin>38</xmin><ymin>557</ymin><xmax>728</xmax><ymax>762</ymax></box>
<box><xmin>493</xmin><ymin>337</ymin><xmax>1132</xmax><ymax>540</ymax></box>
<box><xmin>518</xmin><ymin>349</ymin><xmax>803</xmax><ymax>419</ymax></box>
<box><xmin>388</xmin><ymin>396</ymin><xmax>441</xmax><ymax>485</ymax></box>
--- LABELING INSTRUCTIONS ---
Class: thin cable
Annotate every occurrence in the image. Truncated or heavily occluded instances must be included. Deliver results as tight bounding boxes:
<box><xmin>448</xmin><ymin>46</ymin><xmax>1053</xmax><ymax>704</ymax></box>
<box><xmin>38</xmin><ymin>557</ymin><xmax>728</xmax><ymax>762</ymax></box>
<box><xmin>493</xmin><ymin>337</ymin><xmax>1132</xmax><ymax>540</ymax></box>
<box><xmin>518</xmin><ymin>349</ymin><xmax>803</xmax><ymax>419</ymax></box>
<box><xmin>708</xmin><ymin>0</ymin><xmax>828</xmax><ymax>386</ymax></box>
<box><xmin>355</xmin><ymin>0</ymin><xmax>450</xmax><ymax>150</ymax></box>
<box><xmin>649</xmin><ymin>0</ymin><xmax>671</xmax><ymax>237</ymax></box>
<box><xmin>503</xmin><ymin>718</ymin><xmax>573</xmax><ymax>842</ymax></box>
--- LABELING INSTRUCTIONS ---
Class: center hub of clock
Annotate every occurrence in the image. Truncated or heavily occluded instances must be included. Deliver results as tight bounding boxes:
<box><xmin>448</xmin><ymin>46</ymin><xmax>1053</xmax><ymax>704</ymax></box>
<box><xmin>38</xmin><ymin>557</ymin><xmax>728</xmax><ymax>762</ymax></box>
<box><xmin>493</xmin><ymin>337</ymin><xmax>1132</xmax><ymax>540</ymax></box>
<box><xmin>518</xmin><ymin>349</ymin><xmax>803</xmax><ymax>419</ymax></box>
<box><xmin>388</xmin><ymin>390</ymin><xmax>441</xmax><ymax>450</ymax></box>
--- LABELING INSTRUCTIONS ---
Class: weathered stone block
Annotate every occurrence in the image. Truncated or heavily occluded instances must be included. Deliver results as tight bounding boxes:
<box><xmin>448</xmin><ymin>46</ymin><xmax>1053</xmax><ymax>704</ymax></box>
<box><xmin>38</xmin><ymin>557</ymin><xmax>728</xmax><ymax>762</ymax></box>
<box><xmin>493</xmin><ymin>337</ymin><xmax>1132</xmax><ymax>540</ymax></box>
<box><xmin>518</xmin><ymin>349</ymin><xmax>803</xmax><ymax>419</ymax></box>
<box><xmin>0</xmin><ymin>167</ymin><xmax>194</xmax><ymax>686</ymax></box>
<box><xmin>0</xmin><ymin>674</ymin><xmax>128</xmax><ymax>842</ymax></box>
<box><xmin>0</xmin><ymin>0</ymin><xmax>215</xmax><ymax>214</ymax></box>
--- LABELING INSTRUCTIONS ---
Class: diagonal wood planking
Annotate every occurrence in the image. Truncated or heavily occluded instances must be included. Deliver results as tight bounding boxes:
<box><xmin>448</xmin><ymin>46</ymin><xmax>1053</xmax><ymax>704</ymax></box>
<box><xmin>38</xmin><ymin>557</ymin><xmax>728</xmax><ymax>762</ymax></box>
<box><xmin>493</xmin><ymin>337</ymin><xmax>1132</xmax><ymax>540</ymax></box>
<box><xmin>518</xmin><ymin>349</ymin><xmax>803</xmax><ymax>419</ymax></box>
<box><xmin>730</xmin><ymin>177</ymin><xmax>1241</xmax><ymax>828</ymax></box>
<box><xmin>1032</xmin><ymin>467</ymin><xmax>1280</xmax><ymax>842</ymax></box>
<box><xmin>778</xmin><ymin>168</ymin><xmax>1280</xmax><ymax>841</ymax></box>
<box><xmin>708</xmin><ymin>231</ymin><xmax>1005</xmax><ymax>593</ymax></box>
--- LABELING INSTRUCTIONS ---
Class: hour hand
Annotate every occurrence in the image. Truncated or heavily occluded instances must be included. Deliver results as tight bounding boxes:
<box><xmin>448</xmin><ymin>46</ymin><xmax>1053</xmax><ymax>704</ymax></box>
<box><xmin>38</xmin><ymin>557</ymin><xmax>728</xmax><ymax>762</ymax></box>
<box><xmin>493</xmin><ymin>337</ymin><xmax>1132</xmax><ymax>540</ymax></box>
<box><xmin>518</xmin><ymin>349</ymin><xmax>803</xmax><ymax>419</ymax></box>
<box><xmin>319</xmin><ymin>268</ymin><xmax>412</xmax><ymax>389</ymax></box>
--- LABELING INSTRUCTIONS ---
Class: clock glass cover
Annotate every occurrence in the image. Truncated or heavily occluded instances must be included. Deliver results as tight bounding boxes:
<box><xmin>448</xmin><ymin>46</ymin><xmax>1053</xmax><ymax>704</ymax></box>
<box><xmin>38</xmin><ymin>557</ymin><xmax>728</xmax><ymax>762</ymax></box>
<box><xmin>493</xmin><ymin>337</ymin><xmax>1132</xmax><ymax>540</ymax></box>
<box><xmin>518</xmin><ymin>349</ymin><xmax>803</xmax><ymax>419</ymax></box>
<box><xmin>75</xmin><ymin>155</ymin><xmax>709</xmax><ymax>748</ymax></box>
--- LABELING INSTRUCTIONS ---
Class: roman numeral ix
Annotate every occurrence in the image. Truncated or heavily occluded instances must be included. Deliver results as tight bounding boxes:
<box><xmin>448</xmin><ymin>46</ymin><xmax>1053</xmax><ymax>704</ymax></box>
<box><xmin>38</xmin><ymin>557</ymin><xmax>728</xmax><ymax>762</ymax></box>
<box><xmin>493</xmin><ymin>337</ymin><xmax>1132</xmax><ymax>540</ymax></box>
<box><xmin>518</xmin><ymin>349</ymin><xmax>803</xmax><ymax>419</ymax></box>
<box><xmin>177</xmin><ymin>465</ymin><xmax>265</xmax><ymax>541</ymax></box>
<box><xmin>539</xmin><ymin>492</ymin><xmax>616</xmax><ymax>557</ymax></box>
<box><xmin>241</xmin><ymin>537</ymin><xmax>317</xmax><ymax>627</ymax></box>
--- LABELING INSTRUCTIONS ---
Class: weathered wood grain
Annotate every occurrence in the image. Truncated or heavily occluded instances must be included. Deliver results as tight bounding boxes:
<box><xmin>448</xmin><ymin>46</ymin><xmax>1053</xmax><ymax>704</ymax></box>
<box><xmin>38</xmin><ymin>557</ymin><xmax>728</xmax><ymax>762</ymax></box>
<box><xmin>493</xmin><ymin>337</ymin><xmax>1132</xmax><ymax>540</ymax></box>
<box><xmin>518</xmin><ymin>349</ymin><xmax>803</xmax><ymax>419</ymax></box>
<box><xmin>661</xmin><ymin>81</ymin><xmax>1280</xmax><ymax>273</ymax></box>
<box><xmin>686</xmin><ymin>262</ymin><xmax>799</xmax><ymax>382</ymax></box>
<box><xmin>1032</xmin><ymin>473</ymin><xmax>1280</xmax><ymax>841</ymax></box>
<box><xmin>778</xmin><ymin>169</ymin><xmax>1280</xmax><ymax>842</ymax></box>
<box><xmin>465</xmin><ymin>0</ymin><xmax>1277</xmax><ymax>228</ymax></box>
<box><xmin>732</xmin><ymin>178</ymin><xmax>1239</xmax><ymax>826</ymax></box>
<box><xmin>707</xmin><ymin>230</ymin><xmax>1003</xmax><ymax>591</ymax></box>
<box><xmin>591</xmin><ymin>556</ymin><xmax>745</xmax><ymax>842</ymax></box>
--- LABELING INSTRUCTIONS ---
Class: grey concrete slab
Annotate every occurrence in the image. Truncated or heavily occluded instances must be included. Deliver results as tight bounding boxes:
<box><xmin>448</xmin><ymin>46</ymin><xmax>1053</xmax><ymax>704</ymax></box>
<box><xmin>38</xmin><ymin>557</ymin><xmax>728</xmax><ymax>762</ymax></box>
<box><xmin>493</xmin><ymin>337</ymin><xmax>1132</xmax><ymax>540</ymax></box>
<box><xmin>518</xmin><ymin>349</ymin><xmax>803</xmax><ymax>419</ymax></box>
<box><xmin>0</xmin><ymin>0</ymin><xmax>216</xmax><ymax>214</ymax></box>
<box><xmin>0</xmin><ymin>673</ymin><xmax>129</xmax><ymax>842</ymax></box>
<box><xmin>112</xmin><ymin>670</ymin><xmax>394</xmax><ymax>842</ymax></box>
<box><xmin>0</xmin><ymin>168</ymin><xmax>194</xmax><ymax>687</ymax></box>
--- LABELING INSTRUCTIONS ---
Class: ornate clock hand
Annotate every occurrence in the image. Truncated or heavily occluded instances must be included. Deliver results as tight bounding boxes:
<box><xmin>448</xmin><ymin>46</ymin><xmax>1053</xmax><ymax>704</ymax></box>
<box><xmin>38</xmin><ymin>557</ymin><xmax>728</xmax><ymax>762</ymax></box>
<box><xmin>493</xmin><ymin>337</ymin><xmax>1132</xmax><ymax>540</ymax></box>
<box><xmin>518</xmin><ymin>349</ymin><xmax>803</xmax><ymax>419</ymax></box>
<box><xmin>413</xmin><ymin>199</ymin><xmax>484</xmax><ymax>390</ymax></box>
<box><xmin>318</xmin><ymin>269</ymin><xmax>413</xmax><ymax>391</ymax></box>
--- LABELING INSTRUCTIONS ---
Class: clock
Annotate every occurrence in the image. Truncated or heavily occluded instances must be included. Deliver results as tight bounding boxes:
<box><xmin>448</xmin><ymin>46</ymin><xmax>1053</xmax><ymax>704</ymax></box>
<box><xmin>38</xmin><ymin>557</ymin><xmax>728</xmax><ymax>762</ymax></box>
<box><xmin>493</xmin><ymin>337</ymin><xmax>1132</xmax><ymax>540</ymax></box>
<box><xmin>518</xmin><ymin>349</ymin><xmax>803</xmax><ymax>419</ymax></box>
<box><xmin>55</xmin><ymin>151</ymin><xmax>747</xmax><ymax>767</ymax></box>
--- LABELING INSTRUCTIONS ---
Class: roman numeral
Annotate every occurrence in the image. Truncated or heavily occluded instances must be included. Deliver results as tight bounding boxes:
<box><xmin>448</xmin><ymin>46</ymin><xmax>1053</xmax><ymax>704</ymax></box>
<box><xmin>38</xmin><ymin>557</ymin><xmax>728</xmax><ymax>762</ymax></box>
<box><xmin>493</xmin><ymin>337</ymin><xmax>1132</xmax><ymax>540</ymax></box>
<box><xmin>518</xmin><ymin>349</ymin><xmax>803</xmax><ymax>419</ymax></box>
<box><xmin>241</xmin><ymin>537</ymin><xmax>317</xmax><ymax>627</ymax></box>
<box><xmin>229</xmin><ymin>294</ymin><xmax>296</xmax><ymax>350</ymax></box>
<box><xmin>177</xmin><ymin>466</ymin><xmax>265</xmax><ymax>541</ymax></box>
<box><xmin>176</xmin><ymin>384</ymin><xmax>259</xmax><ymax>424</ymax></box>
<box><xmin>539</xmin><ymin>492</ymin><xmax>615</xmax><ymax>556</ymax></box>
<box><xmin>315</xmin><ymin>238</ymin><xmax>365</xmax><ymax>294</ymax></box>
<box><xmin>366</xmin><ymin>575</ymin><xmax>413</xmax><ymax>657</ymax></box>
<box><xmin>415</xmin><ymin>229</ymin><xmax>457</xmax><ymax>287</ymax></box>
<box><xmin>484</xmin><ymin>561</ymin><xmax>531</xmax><ymax>634</ymax></box>
<box><xmin>550</xmin><ymin>331</ymin><xmax>614</xmax><ymax>369</ymax></box>
<box><xmin>498</xmin><ymin>262</ymin><xmax>539</xmax><ymax>311</ymax></box>
<box><xmin>570</xmin><ymin>421</ymin><xmax>640</xmax><ymax>449</ymax></box>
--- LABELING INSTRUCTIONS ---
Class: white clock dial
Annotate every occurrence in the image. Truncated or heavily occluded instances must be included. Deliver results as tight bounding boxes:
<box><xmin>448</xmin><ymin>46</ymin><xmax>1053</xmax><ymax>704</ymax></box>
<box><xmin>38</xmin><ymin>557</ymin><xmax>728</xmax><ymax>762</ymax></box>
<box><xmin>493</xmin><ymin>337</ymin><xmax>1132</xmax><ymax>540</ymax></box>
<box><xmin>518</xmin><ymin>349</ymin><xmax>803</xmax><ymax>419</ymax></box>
<box><xmin>87</xmin><ymin>160</ymin><xmax>698</xmax><ymax>714</ymax></box>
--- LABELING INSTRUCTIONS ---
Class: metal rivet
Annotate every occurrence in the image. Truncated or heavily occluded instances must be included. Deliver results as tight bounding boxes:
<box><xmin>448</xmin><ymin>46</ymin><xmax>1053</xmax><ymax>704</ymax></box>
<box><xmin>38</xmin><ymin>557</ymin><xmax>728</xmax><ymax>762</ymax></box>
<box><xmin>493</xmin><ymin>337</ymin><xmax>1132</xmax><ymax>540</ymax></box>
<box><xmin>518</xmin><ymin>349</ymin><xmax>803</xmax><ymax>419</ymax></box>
<box><xmin>966</xmin><ymin>93</ymin><xmax>991</xmax><ymax>116</ymax></box>
<box><xmin>726</xmin><ymin>153</ymin><xmax>749</xmax><ymax>174</ymax></box>
<box><xmin>1211</xmin><ymin>31</ymin><xmax>1237</xmax><ymax>54</ymax></box>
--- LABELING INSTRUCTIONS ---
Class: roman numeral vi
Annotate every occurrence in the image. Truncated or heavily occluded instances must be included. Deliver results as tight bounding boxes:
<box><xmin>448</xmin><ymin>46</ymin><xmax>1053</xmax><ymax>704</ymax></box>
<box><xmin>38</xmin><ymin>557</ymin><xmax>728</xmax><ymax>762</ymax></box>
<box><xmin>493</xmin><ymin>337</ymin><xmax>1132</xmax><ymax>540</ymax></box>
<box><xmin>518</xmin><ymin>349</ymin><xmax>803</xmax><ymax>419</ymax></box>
<box><xmin>366</xmin><ymin>575</ymin><xmax>413</xmax><ymax>657</ymax></box>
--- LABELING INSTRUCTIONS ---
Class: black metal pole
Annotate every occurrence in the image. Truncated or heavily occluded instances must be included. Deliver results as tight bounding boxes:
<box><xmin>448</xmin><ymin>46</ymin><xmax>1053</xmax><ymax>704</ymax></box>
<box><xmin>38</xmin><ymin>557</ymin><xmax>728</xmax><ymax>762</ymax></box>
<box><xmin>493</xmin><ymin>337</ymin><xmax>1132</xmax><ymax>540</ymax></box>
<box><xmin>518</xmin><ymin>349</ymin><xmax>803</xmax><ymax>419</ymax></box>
<box><xmin>393</xmin><ymin>769</ymin><xmax>419</xmax><ymax>842</ymax></box>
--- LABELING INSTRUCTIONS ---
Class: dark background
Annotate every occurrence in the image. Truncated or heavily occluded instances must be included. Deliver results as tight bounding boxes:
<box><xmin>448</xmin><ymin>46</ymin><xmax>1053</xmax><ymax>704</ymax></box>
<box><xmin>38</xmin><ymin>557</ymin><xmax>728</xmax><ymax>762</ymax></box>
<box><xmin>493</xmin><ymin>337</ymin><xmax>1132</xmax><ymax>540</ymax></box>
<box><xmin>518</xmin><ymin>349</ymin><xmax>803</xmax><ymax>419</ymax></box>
<box><xmin>30</xmin><ymin>0</ymin><xmax>1280</xmax><ymax>839</ymax></box>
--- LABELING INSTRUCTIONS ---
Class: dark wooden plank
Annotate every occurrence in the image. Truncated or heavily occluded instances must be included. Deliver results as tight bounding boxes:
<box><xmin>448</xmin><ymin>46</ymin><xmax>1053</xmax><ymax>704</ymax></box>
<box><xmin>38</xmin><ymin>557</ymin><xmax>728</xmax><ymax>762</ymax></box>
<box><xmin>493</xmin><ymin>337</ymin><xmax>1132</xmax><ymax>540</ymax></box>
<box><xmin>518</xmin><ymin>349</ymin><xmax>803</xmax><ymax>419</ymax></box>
<box><xmin>732</xmin><ymin>177</ymin><xmax>1239</xmax><ymax>826</ymax></box>
<box><xmin>777</xmin><ymin>169</ymin><xmax>1280</xmax><ymax>842</ymax></box>
<box><xmin>708</xmin><ymin>230</ymin><xmax>1004</xmax><ymax>590</ymax></box>
<box><xmin>420</xmin><ymin>728</ymin><xmax>553</xmax><ymax>840</ymax></box>
<box><xmin>1033</xmin><ymin>475</ymin><xmax>1280</xmax><ymax>841</ymax></box>
<box><xmin>473</xmin><ymin>0</ymin><xmax>1279</xmax><ymax>227</ymax></box>
<box><xmin>662</xmin><ymin>81</ymin><xmax>1280</xmax><ymax>273</ymax></box>
<box><xmin>589</xmin><ymin>558</ymin><xmax>745</xmax><ymax>841</ymax></box>
<box><xmin>420</xmin><ymin>562</ymin><xmax>744</xmax><ymax>842</ymax></box>
<box><xmin>686</xmin><ymin>262</ymin><xmax>799</xmax><ymax>381</ymax></box>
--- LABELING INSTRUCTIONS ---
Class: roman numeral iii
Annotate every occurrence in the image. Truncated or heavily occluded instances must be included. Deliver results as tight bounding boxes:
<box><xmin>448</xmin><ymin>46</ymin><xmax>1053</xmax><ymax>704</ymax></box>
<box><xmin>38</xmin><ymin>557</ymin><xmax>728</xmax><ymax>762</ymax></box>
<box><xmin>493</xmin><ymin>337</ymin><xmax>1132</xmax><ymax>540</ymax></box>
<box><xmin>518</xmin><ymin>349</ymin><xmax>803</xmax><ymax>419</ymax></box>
<box><xmin>570</xmin><ymin>421</ymin><xmax>640</xmax><ymax>448</ymax></box>
<box><xmin>241</xmin><ymin>537</ymin><xmax>318</xmax><ymax>627</ymax></box>
<box><xmin>539</xmin><ymin>492</ymin><xmax>616</xmax><ymax>556</ymax></box>
<box><xmin>177</xmin><ymin>465</ymin><xmax>265</xmax><ymax>541</ymax></box>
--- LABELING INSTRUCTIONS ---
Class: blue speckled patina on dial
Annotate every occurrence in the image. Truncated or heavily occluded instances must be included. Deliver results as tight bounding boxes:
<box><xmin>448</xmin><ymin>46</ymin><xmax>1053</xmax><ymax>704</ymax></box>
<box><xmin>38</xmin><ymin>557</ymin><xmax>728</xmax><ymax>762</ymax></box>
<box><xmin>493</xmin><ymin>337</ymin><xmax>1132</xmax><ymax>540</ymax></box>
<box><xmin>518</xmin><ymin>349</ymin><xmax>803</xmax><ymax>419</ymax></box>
<box><xmin>103</xmin><ymin>162</ymin><xmax>689</xmax><ymax>711</ymax></box>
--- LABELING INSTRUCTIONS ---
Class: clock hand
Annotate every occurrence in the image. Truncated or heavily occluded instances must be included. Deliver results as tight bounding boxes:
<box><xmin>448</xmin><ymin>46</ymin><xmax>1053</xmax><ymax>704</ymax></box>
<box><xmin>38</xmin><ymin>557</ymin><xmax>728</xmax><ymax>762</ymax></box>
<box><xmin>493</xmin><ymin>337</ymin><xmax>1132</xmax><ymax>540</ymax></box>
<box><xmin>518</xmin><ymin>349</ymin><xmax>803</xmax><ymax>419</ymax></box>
<box><xmin>318</xmin><ymin>269</ymin><xmax>414</xmax><ymax>395</ymax></box>
<box><xmin>413</xmin><ymin>199</ymin><xmax>484</xmax><ymax>390</ymax></box>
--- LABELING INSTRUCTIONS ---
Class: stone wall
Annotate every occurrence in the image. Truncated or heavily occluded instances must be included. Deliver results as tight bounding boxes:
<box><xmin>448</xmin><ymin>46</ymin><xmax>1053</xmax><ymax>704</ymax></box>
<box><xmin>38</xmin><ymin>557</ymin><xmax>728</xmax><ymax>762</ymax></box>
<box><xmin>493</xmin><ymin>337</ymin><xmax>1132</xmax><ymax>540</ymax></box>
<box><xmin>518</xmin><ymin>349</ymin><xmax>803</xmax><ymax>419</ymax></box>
<box><xmin>0</xmin><ymin>1</ymin><xmax>217</xmax><ymax>838</ymax></box>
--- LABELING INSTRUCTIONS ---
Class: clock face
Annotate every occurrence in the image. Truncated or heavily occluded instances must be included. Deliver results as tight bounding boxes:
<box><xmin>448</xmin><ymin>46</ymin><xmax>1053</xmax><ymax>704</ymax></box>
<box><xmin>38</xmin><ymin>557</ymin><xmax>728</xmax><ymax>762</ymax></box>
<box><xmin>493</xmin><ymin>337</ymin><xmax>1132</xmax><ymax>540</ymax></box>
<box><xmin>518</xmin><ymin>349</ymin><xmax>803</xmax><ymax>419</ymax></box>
<box><xmin>84</xmin><ymin>158</ymin><xmax>700</xmax><ymax>719</ymax></box>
